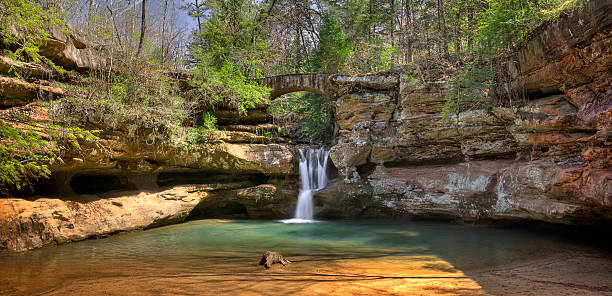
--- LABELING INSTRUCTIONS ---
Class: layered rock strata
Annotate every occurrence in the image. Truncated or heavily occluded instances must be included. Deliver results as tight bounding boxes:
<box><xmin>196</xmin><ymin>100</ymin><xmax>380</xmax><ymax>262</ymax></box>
<box><xmin>0</xmin><ymin>101</ymin><xmax>298</xmax><ymax>251</ymax></box>
<box><xmin>322</xmin><ymin>0</ymin><xmax>612</xmax><ymax>223</ymax></box>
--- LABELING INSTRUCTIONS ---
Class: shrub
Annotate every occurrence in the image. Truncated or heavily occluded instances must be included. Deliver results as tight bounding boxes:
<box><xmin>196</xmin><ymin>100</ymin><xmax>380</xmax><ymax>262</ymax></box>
<box><xmin>201</xmin><ymin>112</ymin><xmax>217</xmax><ymax>130</ymax></box>
<box><xmin>0</xmin><ymin>0</ymin><xmax>65</xmax><ymax>73</ymax></box>
<box><xmin>440</xmin><ymin>63</ymin><xmax>494</xmax><ymax>125</ymax></box>
<box><xmin>268</xmin><ymin>92</ymin><xmax>333</xmax><ymax>143</ymax></box>
<box><xmin>188</xmin><ymin>60</ymin><xmax>270</xmax><ymax>116</ymax></box>
<box><xmin>0</xmin><ymin>120</ymin><xmax>100</xmax><ymax>195</ymax></box>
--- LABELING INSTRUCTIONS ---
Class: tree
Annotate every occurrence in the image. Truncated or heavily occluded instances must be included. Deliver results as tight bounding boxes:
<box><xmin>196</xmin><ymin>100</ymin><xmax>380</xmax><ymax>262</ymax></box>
<box><xmin>137</xmin><ymin>0</ymin><xmax>146</xmax><ymax>55</ymax></box>
<box><xmin>311</xmin><ymin>11</ymin><xmax>353</xmax><ymax>73</ymax></box>
<box><xmin>185</xmin><ymin>0</ymin><xmax>271</xmax><ymax>115</ymax></box>
<box><xmin>437</xmin><ymin>0</ymin><xmax>448</xmax><ymax>57</ymax></box>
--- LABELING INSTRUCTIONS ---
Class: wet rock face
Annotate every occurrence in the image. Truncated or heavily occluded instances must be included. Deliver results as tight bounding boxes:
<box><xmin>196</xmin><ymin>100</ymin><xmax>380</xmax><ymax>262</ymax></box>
<box><xmin>325</xmin><ymin>4</ymin><xmax>612</xmax><ymax>224</ymax></box>
<box><xmin>317</xmin><ymin>161</ymin><xmax>611</xmax><ymax>223</ymax></box>
<box><xmin>189</xmin><ymin>184</ymin><xmax>297</xmax><ymax>220</ymax></box>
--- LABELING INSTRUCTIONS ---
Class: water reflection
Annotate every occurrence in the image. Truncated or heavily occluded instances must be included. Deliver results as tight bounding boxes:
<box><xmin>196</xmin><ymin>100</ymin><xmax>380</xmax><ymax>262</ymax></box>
<box><xmin>0</xmin><ymin>220</ymin><xmax>603</xmax><ymax>295</ymax></box>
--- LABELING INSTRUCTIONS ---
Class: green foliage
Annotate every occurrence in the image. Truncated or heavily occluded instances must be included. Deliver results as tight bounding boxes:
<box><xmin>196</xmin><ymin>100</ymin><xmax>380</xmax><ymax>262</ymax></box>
<box><xmin>0</xmin><ymin>121</ymin><xmax>53</xmax><ymax>194</ymax></box>
<box><xmin>193</xmin><ymin>0</ymin><xmax>270</xmax><ymax>76</ymax></box>
<box><xmin>189</xmin><ymin>59</ymin><xmax>270</xmax><ymax>115</ymax></box>
<box><xmin>268</xmin><ymin>92</ymin><xmax>333</xmax><ymax>143</ymax></box>
<box><xmin>274</xmin><ymin>0</ymin><xmax>584</xmax><ymax>74</ymax></box>
<box><xmin>286</xmin><ymin>30</ymin><xmax>311</xmax><ymax>73</ymax></box>
<box><xmin>0</xmin><ymin>120</ymin><xmax>100</xmax><ymax>195</ymax></box>
<box><xmin>109</xmin><ymin>74</ymin><xmax>136</xmax><ymax>103</ymax></box>
<box><xmin>299</xmin><ymin>93</ymin><xmax>333</xmax><ymax>142</ymax></box>
<box><xmin>201</xmin><ymin>112</ymin><xmax>218</xmax><ymax>130</ymax></box>
<box><xmin>452</xmin><ymin>0</ymin><xmax>584</xmax><ymax>56</ymax></box>
<box><xmin>441</xmin><ymin>63</ymin><xmax>494</xmax><ymax>125</ymax></box>
<box><xmin>372</xmin><ymin>45</ymin><xmax>400</xmax><ymax>72</ymax></box>
<box><xmin>51</xmin><ymin>65</ymin><xmax>194</xmax><ymax>147</ymax></box>
<box><xmin>187</xmin><ymin>0</ymin><xmax>271</xmax><ymax>115</ymax></box>
<box><xmin>183</xmin><ymin>127</ymin><xmax>205</xmax><ymax>149</ymax></box>
<box><xmin>311</xmin><ymin>11</ymin><xmax>354</xmax><ymax>73</ymax></box>
<box><xmin>0</xmin><ymin>0</ymin><xmax>65</xmax><ymax>73</ymax></box>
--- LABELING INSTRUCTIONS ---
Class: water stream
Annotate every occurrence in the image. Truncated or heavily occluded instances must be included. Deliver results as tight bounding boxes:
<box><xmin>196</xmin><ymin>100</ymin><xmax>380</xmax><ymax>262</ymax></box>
<box><xmin>282</xmin><ymin>147</ymin><xmax>330</xmax><ymax>223</ymax></box>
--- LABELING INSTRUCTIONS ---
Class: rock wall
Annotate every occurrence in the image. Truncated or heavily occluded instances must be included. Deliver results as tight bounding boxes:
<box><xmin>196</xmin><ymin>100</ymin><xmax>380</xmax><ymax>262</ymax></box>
<box><xmin>1</xmin><ymin>0</ymin><xmax>610</xmax><ymax>252</ymax></box>
<box><xmin>0</xmin><ymin>101</ymin><xmax>299</xmax><ymax>251</ymax></box>
<box><xmin>0</xmin><ymin>186</ymin><xmax>203</xmax><ymax>252</ymax></box>
<box><xmin>0</xmin><ymin>14</ymin><xmax>303</xmax><ymax>252</ymax></box>
<box><xmin>321</xmin><ymin>1</ymin><xmax>612</xmax><ymax>224</ymax></box>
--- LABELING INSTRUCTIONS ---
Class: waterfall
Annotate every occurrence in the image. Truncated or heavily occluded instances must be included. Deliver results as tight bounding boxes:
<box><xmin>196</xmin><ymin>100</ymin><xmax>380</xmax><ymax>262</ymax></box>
<box><xmin>282</xmin><ymin>147</ymin><xmax>330</xmax><ymax>223</ymax></box>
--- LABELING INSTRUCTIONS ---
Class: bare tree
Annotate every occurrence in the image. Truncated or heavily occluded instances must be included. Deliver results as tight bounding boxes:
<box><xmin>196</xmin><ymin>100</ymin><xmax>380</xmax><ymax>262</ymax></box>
<box><xmin>137</xmin><ymin>0</ymin><xmax>147</xmax><ymax>55</ymax></box>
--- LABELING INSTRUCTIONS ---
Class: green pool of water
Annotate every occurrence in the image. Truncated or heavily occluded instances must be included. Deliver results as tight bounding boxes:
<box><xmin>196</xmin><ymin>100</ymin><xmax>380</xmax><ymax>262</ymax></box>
<box><xmin>0</xmin><ymin>219</ymin><xmax>602</xmax><ymax>295</ymax></box>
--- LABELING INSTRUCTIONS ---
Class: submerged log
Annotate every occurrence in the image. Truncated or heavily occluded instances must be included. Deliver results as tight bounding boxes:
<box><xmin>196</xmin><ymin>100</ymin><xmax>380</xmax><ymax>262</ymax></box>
<box><xmin>259</xmin><ymin>251</ymin><xmax>291</xmax><ymax>268</ymax></box>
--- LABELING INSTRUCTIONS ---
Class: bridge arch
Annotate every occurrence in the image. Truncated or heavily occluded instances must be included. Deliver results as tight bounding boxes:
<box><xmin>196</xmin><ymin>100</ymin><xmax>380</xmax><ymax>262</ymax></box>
<box><xmin>257</xmin><ymin>74</ymin><xmax>329</xmax><ymax>99</ymax></box>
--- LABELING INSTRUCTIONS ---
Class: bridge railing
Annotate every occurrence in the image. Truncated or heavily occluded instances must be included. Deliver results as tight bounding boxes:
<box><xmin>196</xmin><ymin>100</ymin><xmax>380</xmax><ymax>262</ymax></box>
<box><xmin>254</xmin><ymin>74</ymin><xmax>331</xmax><ymax>99</ymax></box>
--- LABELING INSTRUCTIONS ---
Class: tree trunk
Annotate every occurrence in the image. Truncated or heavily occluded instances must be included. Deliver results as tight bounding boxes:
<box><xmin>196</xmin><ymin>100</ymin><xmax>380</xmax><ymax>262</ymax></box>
<box><xmin>194</xmin><ymin>0</ymin><xmax>204</xmax><ymax>47</ymax></box>
<box><xmin>106</xmin><ymin>0</ymin><xmax>124</xmax><ymax>50</ymax></box>
<box><xmin>467</xmin><ymin>4</ymin><xmax>473</xmax><ymax>51</ymax></box>
<box><xmin>390</xmin><ymin>0</ymin><xmax>395</xmax><ymax>47</ymax></box>
<box><xmin>88</xmin><ymin>0</ymin><xmax>95</xmax><ymax>27</ymax></box>
<box><xmin>299</xmin><ymin>28</ymin><xmax>310</xmax><ymax>64</ymax></box>
<box><xmin>406</xmin><ymin>0</ymin><xmax>413</xmax><ymax>62</ymax></box>
<box><xmin>369</xmin><ymin>0</ymin><xmax>373</xmax><ymax>40</ymax></box>
<box><xmin>454</xmin><ymin>10</ymin><xmax>460</xmax><ymax>57</ymax></box>
<box><xmin>161</xmin><ymin>0</ymin><xmax>168</xmax><ymax>63</ymax></box>
<box><xmin>137</xmin><ymin>0</ymin><xmax>147</xmax><ymax>55</ymax></box>
<box><xmin>437</xmin><ymin>0</ymin><xmax>448</xmax><ymax>58</ymax></box>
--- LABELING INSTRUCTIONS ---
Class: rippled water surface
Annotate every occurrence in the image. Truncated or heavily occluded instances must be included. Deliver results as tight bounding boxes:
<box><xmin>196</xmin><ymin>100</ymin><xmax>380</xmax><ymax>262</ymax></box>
<box><xmin>0</xmin><ymin>220</ymin><xmax>605</xmax><ymax>295</ymax></box>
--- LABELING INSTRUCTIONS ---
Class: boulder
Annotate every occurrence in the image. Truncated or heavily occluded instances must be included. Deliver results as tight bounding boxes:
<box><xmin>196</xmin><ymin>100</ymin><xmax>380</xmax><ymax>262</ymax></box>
<box><xmin>0</xmin><ymin>55</ymin><xmax>53</xmax><ymax>77</ymax></box>
<box><xmin>259</xmin><ymin>251</ymin><xmax>291</xmax><ymax>268</ymax></box>
<box><xmin>37</xmin><ymin>25</ymin><xmax>100</xmax><ymax>71</ymax></box>
<box><xmin>0</xmin><ymin>186</ymin><xmax>204</xmax><ymax>252</ymax></box>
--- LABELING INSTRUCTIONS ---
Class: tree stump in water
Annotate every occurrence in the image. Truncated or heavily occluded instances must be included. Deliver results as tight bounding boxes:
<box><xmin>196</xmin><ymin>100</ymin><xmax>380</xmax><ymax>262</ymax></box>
<box><xmin>259</xmin><ymin>251</ymin><xmax>291</xmax><ymax>268</ymax></box>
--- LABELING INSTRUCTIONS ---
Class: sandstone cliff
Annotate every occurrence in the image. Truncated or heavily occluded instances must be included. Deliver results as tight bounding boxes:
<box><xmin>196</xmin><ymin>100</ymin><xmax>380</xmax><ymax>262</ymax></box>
<box><xmin>1</xmin><ymin>0</ymin><xmax>611</xmax><ymax>253</ymax></box>
<box><xmin>0</xmin><ymin>99</ymin><xmax>299</xmax><ymax>251</ymax></box>
<box><xmin>320</xmin><ymin>0</ymin><xmax>612</xmax><ymax>224</ymax></box>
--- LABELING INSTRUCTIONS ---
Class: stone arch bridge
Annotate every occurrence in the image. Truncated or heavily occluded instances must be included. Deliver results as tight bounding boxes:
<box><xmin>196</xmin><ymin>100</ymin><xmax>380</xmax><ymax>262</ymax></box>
<box><xmin>256</xmin><ymin>74</ymin><xmax>330</xmax><ymax>99</ymax></box>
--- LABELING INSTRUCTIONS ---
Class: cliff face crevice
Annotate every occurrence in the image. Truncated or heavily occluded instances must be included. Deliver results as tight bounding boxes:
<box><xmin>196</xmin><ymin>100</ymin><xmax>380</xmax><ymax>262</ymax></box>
<box><xmin>322</xmin><ymin>1</ymin><xmax>612</xmax><ymax>224</ymax></box>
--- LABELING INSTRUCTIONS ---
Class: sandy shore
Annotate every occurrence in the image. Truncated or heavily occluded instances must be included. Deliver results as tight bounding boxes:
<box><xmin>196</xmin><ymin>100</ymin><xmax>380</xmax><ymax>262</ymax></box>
<box><xmin>468</xmin><ymin>251</ymin><xmax>612</xmax><ymax>296</ymax></box>
<box><xmin>7</xmin><ymin>250</ymin><xmax>608</xmax><ymax>296</ymax></box>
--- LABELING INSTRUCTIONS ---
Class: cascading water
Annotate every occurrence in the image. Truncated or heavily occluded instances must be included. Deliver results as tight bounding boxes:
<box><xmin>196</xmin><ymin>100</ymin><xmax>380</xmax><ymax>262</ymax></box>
<box><xmin>282</xmin><ymin>147</ymin><xmax>330</xmax><ymax>223</ymax></box>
